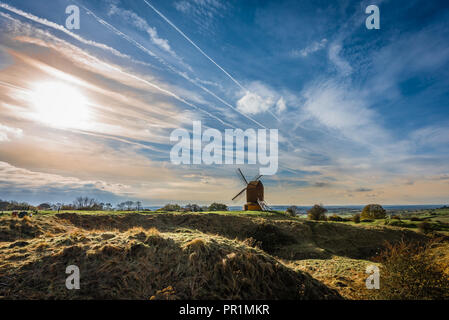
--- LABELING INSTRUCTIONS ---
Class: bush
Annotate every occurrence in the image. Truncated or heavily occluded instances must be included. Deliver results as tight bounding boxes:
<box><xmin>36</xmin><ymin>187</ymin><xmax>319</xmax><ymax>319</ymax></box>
<box><xmin>391</xmin><ymin>215</ymin><xmax>401</xmax><ymax>220</ymax></box>
<box><xmin>184</xmin><ymin>204</ymin><xmax>202</xmax><ymax>212</ymax></box>
<box><xmin>360</xmin><ymin>219</ymin><xmax>374</xmax><ymax>223</ymax></box>
<box><xmin>373</xmin><ymin>240</ymin><xmax>449</xmax><ymax>300</ymax></box>
<box><xmin>352</xmin><ymin>213</ymin><xmax>361</xmax><ymax>223</ymax></box>
<box><xmin>386</xmin><ymin>220</ymin><xmax>405</xmax><ymax>227</ymax></box>
<box><xmin>208</xmin><ymin>203</ymin><xmax>228</xmax><ymax>211</ymax></box>
<box><xmin>159</xmin><ymin>204</ymin><xmax>181</xmax><ymax>212</ymax></box>
<box><xmin>327</xmin><ymin>214</ymin><xmax>344</xmax><ymax>222</ymax></box>
<box><xmin>361</xmin><ymin>204</ymin><xmax>386</xmax><ymax>219</ymax></box>
<box><xmin>285</xmin><ymin>206</ymin><xmax>300</xmax><ymax>217</ymax></box>
<box><xmin>410</xmin><ymin>217</ymin><xmax>423</xmax><ymax>221</ymax></box>
<box><xmin>307</xmin><ymin>204</ymin><xmax>327</xmax><ymax>221</ymax></box>
<box><xmin>418</xmin><ymin>222</ymin><xmax>433</xmax><ymax>234</ymax></box>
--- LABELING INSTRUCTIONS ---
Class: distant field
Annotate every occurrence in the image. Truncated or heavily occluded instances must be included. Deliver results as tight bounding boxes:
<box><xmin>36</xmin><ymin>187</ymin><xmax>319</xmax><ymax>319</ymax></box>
<box><xmin>5</xmin><ymin>207</ymin><xmax>448</xmax><ymax>233</ymax></box>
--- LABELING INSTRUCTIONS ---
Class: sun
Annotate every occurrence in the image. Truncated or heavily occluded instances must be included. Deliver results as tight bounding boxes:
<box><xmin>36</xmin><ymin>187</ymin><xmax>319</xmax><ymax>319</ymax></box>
<box><xmin>31</xmin><ymin>82</ymin><xmax>90</xmax><ymax>129</ymax></box>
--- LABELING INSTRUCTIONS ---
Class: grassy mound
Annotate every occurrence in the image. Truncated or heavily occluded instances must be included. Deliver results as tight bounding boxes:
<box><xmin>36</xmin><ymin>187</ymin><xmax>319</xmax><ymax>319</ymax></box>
<box><xmin>54</xmin><ymin>212</ymin><xmax>428</xmax><ymax>260</ymax></box>
<box><xmin>0</xmin><ymin>217</ymin><xmax>341</xmax><ymax>300</ymax></box>
<box><xmin>0</xmin><ymin>211</ymin><xmax>436</xmax><ymax>300</ymax></box>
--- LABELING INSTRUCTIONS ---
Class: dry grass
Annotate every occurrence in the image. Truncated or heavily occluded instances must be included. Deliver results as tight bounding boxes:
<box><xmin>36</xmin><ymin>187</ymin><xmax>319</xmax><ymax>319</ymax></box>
<box><xmin>289</xmin><ymin>256</ymin><xmax>377</xmax><ymax>299</ymax></box>
<box><xmin>0</xmin><ymin>213</ymin><xmax>341</xmax><ymax>300</ymax></box>
<box><xmin>0</xmin><ymin>212</ymin><xmax>443</xmax><ymax>300</ymax></box>
<box><xmin>372</xmin><ymin>240</ymin><xmax>449</xmax><ymax>300</ymax></box>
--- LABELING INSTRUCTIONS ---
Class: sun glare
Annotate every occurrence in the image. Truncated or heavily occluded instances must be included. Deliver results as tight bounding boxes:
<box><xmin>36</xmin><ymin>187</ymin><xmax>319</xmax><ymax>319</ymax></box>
<box><xmin>31</xmin><ymin>82</ymin><xmax>90</xmax><ymax>129</ymax></box>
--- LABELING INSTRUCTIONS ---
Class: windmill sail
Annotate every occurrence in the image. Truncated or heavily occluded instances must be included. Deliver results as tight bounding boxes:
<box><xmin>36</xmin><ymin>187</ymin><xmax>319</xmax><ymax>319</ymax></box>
<box><xmin>237</xmin><ymin>168</ymin><xmax>248</xmax><ymax>185</ymax></box>
<box><xmin>232</xmin><ymin>187</ymin><xmax>247</xmax><ymax>201</ymax></box>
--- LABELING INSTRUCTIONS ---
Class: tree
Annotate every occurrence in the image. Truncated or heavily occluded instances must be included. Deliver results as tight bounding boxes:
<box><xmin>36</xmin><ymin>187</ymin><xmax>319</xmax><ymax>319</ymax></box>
<box><xmin>285</xmin><ymin>206</ymin><xmax>299</xmax><ymax>216</ymax></box>
<box><xmin>160</xmin><ymin>204</ymin><xmax>181</xmax><ymax>212</ymax></box>
<box><xmin>0</xmin><ymin>200</ymin><xmax>9</xmax><ymax>211</ymax></box>
<box><xmin>307</xmin><ymin>204</ymin><xmax>327</xmax><ymax>221</ymax></box>
<box><xmin>124</xmin><ymin>201</ymin><xmax>134</xmax><ymax>211</ymax></box>
<box><xmin>352</xmin><ymin>213</ymin><xmax>361</xmax><ymax>223</ymax></box>
<box><xmin>208</xmin><ymin>203</ymin><xmax>228</xmax><ymax>211</ymax></box>
<box><xmin>136</xmin><ymin>201</ymin><xmax>142</xmax><ymax>211</ymax></box>
<box><xmin>38</xmin><ymin>203</ymin><xmax>51</xmax><ymax>210</ymax></box>
<box><xmin>361</xmin><ymin>204</ymin><xmax>386</xmax><ymax>219</ymax></box>
<box><xmin>185</xmin><ymin>204</ymin><xmax>202</xmax><ymax>212</ymax></box>
<box><xmin>73</xmin><ymin>197</ymin><xmax>103</xmax><ymax>210</ymax></box>
<box><xmin>0</xmin><ymin>200</ymin><xmax>34</xmax><ymax>211</ymax></box>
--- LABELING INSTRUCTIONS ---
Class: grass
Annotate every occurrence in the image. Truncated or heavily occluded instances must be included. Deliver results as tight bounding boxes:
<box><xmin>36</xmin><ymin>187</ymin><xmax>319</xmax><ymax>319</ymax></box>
<box><xmin>0</xmin><ymin>208</ymin><xmax>448</xmax><ymax>300</ymax></box>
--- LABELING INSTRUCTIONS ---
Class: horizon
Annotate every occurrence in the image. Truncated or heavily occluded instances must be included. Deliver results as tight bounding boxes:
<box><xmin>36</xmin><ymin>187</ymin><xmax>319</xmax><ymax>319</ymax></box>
<box><xmin>1</xmin><ymin>0</ymin><xmax>449</xmax><ymax>205</ymax></box>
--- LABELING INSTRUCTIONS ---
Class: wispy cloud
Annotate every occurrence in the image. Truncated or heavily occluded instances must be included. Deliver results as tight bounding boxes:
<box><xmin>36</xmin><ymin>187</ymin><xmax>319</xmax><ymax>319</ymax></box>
<box><xmin>174</xmin><ymin>0</ymin><xmax>228</xmax><ymax>34</ymax></box>
<box><xmin>107</xmin><ymin>4</ymin><xmax>187</xmax><ymax>66</ymax></box>
<box><xmin>291</xmin><ymin>38</ymin><xmax>327</xmax><ymax>57</ymax></box>
<box><xmin>0</xmin><ymin>123</ymin><xmax>22</xmax><ymax>142</ymax></box>
<box><xmin>328</xmin><ymin>42</ymin><xmax>352</xmax><ymax>76</ymax></box>
<box><xmin>0</xmin><ymin>3</ymin><xmax>129</xmax><ymax>59</ymax></box>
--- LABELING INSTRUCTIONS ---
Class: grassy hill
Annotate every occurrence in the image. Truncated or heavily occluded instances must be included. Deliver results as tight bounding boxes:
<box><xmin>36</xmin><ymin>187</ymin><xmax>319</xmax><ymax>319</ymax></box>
<box><xmin>0</xmin><ymin>210</ymin><xmax>441</xmax><ymax>299</ymax></box>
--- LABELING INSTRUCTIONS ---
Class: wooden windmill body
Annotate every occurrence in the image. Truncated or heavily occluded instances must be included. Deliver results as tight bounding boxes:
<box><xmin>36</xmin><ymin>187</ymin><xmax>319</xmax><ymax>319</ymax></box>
<box><xmin>232</xmin><ymin>169</ymin><xmax>270</xmax><ymax>211</ymax></box>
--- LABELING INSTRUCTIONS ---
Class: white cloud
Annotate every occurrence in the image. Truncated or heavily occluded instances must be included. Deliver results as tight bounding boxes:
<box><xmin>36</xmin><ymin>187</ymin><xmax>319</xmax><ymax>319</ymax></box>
<box><xmin>108</xmin><ymin>4</ymin><xmax>177</xmax><ymax>58</ymax></box>
<box><xmin>411</xmin><ymin>125</ymin><xmax>449</xmax><ymax>148</ymax></box>
<box><xmin>300</xmin><ymin>80</ymin><xmax>390</xmax><ymax>149</ymax></box>
<box><xmin>0</xmin><ymin>4</ymin><xmax>129</xmax><ymax>59</ymax></box>
<box><xmin>236</xmin><ymin>82</ymin><xmax>287</xmax><ymax>116</ymax></box>
<box><xmin>328</xmin><ymin>43</ymin><xmax>352</xmax><ymax>76</ymax></box>
<box><xmin>0</xmin><ymin>124</ymin><xmax>23</xmax><ymax>142</ymax></box>
<box><xmin>0</xmin><ymin>161</ymin><xmax>128</xmax><ymax>193</ymax></box>
<box><xmin>237</xmin><ymin>91</ymin><xmax>273</xmax><ymax>115</ymax></box>
<box><xmin>291</xmin><ymin>38</ymin><xmax>327</xmax><ymax>57</ymax></box>
<box><xmin>276</xmin><ymin>97</ymin><xmax>286</xmax><ymax>114</ymax></box>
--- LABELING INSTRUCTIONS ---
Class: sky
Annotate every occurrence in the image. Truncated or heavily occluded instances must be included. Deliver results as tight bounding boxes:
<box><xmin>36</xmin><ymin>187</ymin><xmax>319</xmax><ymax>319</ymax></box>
<box><xmin>0</xmin><ymin>0</ymin><xmax>449</xmax><ymax>206</ymax></box>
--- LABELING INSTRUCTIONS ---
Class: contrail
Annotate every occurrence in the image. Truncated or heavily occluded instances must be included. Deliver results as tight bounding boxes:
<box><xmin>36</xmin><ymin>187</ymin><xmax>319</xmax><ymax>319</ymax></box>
<box><xmin>0</xmin><ymin>2</ymin><xmax>129</xmax><ymax>59</ymax></box>
<box><xmin>143</xmin><ymin>0</ymin><xmax>246</xmax><ymax>92</ymax></box>
<box><xmin>105</xmin><ymin>60</ymin><xmax>233</xmax><ymax>128</ymax></box>
<box><xmin>79</xmin><ymin>3</ymin><xmax>267</xmax><ymax>129</ymax></box>
<box><xmin>0</xmin><ymin>3</ymin><xmax>232</xmax><ymax>128</ymax></box>
<box><xmin>143</xmin><ymin>0</ymin><xmax>280</xmax><ymax>124</ymax></box>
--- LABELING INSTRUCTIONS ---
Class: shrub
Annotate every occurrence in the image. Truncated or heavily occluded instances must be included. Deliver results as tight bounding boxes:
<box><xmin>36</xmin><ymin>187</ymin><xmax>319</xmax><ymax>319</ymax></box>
<box><xmin>352</xmin><ymin>213</ymin><xmax>361</xmax><ymax>223</ymax></box>
<box><xmin>307</xmin><ymin>204</ymin><xmax>327</xmax><ymax>221</ymax></box>
<box><xmin>285</xmin><ymin>206</ymin><xmax>300</xmax><ymax>217</ymax></box>
<box><xmin>208</xmin><ymin>203</ymin><xmax>228</xmax><ymax>211</ymax></box>
<box><xmin>386</xmin><ymin>220</ymin><xmax>405</xmax><ymax>227</ymax></box>
<box><xmin>391</xmin><ymin>215</ymin><xmax>401</xmax><ymax>220</ymax></box>
<box><xmin>410</xmin><ymin>217</ymin><xmax>422</xmax><ymax>221</ymax></box>
<box><xmin>184</xmin><ymin>204</ymin><xmax>202</xmax><ymax>212</ymax></box>
<box><xmin>328</xmin><ymin>214</ymin><xmax>344</xmax><ymax>222</ymax></box>
<box><xmin>418</xmin><ymin>222</ymin><xmax>433</xmax><ymax>234</ymax></box>
<box><xmin>360</xmin><ymin>219</ymin><xmax>374</xmax><ymax>223</ymax></box>
<box><xmin>373</xmin><ymin>240</ymin><xmax>449</xmax><ymax>300</ymax></box>
<box><xmin>361</xmin><ymin>204</ymin><xmax>386</xmax><ymax>219</ymax></box>
<box><xmin>159</xmin><ymin>204</ymin><xmax>181</xmax><ymax>212</ymax></box>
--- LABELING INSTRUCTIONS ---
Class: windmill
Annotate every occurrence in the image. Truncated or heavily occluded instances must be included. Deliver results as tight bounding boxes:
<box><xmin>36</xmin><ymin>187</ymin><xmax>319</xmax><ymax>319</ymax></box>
<box><xmin>232</xmin><ymin>168</ymin><xmax>272</xmax><ymax>211</ymax></box>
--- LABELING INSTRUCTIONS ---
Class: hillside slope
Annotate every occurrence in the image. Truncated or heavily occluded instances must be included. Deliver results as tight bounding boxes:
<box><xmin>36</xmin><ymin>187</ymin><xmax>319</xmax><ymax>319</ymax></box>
<box><xmin>0</xmin><ymin>211</ymin><xmax>429</xmax><ymax>299</ymax></box>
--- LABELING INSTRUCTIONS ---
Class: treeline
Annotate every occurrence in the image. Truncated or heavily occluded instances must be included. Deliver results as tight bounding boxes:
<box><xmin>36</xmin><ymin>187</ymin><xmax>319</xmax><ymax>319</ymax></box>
<box><xmin>285</xmin><ymin>203</ymin><xmax>389</xmax><ymax>222</ymax></box>
<box><xmin>0</xmin><ymin>200</ymin><xmax>36</xmax><ymax>211</ymax></box>
<box><xmin>158</xmin><ymin>203</ymin><xmax>228</xmax><ymax>212</ymax></box>
<box><xmin>0</xmin><ymin>198</ymin><xmax>228</xmax><ymax>212</ymax></box>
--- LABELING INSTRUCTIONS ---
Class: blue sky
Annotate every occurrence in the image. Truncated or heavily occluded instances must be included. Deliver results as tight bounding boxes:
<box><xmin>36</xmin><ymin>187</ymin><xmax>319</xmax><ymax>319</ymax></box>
<box><xmin>0</xmin><ymin>0</ymin><xmax>449</xmax><ymax>206</ymax></box>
